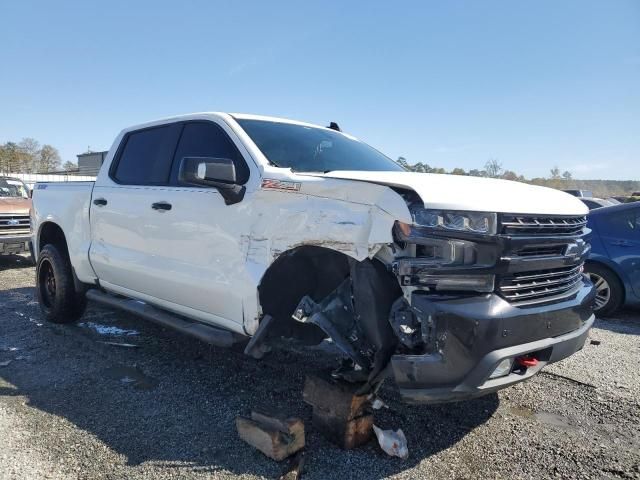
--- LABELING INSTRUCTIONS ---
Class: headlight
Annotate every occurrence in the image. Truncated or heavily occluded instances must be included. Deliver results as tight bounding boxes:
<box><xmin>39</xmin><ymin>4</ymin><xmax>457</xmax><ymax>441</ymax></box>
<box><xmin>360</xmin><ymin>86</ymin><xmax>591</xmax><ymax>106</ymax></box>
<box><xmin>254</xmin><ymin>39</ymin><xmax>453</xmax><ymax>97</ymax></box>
<box><xmin>394</xmin><ymin>225</ymin><xmax>497</xmax><ymax>268</ymax></box>
<box><xmin>394</xmin><ymin>257</ymin><xmax>495</xmax><ymax>292</ymax></box>
<box><xmin>393</xmin><ymin>210</ymin><xmax>499</xmax><ymax>292</ymax></box>
<box><xmin>412</xmin><ymin>209</ymin><xmax>497</xmax><ymax>235</ymax></box>
<box><xmin>401</xmin><ymin>236</ymin><xmax>479</xmax><ymax>267</ymax></box>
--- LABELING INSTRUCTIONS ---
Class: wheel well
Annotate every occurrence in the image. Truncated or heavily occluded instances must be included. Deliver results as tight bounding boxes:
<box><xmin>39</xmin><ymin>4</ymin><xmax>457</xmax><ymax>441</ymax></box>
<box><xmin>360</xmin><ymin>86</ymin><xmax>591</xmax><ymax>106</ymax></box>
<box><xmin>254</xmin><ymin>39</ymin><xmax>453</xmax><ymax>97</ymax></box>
<box><xmin>258</xmin><ymin>246</ymin><xmax>352</xmax><ymax>344</ymax></box>
<box><xmin>38</xmin><ymin>222</ymin><xmax>70</xmax><ymax>260</ymax></box>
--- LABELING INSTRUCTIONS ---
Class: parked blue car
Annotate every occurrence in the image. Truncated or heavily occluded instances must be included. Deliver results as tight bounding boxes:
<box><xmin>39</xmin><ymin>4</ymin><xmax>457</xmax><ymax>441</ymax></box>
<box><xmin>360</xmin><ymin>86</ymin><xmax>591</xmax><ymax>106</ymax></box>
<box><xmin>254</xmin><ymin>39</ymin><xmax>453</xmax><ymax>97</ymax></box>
<box><xmin>585</xmin><ymin>202</ymin><xmax>640</xmax><ymax>315</ymax></box>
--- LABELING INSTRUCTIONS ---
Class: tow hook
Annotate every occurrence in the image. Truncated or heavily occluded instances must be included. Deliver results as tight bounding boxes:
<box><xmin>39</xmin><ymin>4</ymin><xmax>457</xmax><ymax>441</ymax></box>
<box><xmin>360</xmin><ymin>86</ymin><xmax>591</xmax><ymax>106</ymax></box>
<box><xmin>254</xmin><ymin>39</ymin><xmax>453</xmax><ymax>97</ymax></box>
<box><xmin>515</xmin><ymin>355</ymin><xmax>539</xmax><ymax>368</ymax></box>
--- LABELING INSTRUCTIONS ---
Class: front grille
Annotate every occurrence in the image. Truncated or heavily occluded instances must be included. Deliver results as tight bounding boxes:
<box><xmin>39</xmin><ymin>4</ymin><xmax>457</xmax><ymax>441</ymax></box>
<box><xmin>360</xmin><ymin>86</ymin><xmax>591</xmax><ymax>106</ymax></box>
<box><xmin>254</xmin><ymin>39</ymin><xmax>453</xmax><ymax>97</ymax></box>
<box><xmin>501</xmin><ymin>215</ymin><xmax>586</xmax><ymax>236</ymax></box>
<box><xmin>514</xmin><ymin>244</ymin><xmax>566</xmax><ymax>257</ymax></box>
<box><xmin>498</xmin><ymin>264</ymin><xmax>584</xmax><ymax>305</ymax></box>
<box><xmin>0</xmin><ymin>214</ymin><xmax>30</xmax><ymax>236</ymax></box>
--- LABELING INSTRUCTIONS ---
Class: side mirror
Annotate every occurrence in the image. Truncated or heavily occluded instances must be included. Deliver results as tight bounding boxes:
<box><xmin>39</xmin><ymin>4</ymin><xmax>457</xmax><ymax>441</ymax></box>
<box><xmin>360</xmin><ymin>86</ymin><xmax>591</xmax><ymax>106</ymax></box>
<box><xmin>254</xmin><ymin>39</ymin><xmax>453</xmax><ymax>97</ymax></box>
<box><xmin>179</xmin><ymin>156</ymin><xmax>245</xmax><ymax>205</ymax></box>
<box><xmin>180</xmin><ymin>156</ymin><xmax>237</xmax><ymax>185</ymax></box>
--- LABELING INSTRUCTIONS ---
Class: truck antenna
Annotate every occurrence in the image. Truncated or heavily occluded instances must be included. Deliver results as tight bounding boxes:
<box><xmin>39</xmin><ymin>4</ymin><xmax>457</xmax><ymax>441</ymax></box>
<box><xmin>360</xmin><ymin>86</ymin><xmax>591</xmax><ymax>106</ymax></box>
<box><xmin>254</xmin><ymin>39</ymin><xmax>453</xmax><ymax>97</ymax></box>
<box><xmin>327</xmin><ymin>122</ymin><xmax>341</xmax><ymax>132</ymax></box>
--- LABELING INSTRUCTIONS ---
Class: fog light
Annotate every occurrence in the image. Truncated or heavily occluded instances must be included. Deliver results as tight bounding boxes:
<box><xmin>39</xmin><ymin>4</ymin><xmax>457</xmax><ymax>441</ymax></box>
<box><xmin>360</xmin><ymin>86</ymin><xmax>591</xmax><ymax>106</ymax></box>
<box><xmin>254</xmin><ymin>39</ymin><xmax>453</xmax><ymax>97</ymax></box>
<box><xmin>489</xmin><ymin>358</ymin><xmax>514</xmax><ymax>379</ymax></box>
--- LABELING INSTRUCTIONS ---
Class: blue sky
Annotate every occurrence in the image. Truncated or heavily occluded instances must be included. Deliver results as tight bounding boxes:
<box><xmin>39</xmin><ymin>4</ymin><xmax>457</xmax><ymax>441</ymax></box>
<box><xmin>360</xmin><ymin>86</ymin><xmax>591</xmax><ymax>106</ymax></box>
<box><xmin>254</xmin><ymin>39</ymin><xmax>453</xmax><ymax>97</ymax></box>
<box><xmin>1</xmin><ymin>1</ymin><xmax>638</xmax><ymax>180</ymax></box>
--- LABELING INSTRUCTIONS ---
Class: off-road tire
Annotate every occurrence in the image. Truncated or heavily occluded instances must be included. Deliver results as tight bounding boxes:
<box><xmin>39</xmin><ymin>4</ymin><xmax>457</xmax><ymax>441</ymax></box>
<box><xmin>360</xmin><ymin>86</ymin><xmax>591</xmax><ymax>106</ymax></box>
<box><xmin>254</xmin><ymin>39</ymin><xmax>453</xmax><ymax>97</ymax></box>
<box><xmin>36</xmin><ymin>244</ymin><xmax>87</xmax><ymax>323</ymax></box>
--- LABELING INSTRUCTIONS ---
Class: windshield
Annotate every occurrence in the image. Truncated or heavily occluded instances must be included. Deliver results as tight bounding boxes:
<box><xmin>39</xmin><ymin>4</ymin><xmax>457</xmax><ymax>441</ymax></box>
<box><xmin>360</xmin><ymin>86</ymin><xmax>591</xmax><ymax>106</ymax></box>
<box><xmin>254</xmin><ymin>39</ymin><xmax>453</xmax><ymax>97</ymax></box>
<box><xmin>237</xmin><ymin>119</ymin><xmax>405</xmax><ymax>173</ymax></box>
<box><xmin>0</xmin><ymin>178</ymin><xmax>29</xmax><ymax>198</ymax></box>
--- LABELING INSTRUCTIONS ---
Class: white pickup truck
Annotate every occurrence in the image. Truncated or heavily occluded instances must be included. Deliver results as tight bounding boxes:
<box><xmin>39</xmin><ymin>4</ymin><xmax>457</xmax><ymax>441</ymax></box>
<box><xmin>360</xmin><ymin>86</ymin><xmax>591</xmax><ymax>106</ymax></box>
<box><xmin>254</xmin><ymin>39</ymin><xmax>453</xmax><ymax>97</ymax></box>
<box><xmin>31</xmin><ymin>113</ymin><xmax>595</xmax><ymax>403</ymax></box>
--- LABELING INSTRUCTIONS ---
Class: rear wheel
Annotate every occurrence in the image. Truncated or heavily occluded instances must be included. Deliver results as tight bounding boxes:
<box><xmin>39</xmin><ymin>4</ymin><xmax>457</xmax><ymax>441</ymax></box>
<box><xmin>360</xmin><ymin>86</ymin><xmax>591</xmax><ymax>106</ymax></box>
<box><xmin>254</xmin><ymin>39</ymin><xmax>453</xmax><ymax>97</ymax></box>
<box><xmin>36</xmin><ymin>244</ymin><xmax>86</xmax><ymax>323</ymax></box>
<box><xmin>584</xmin><ymin>263</ymin><xmax>623</xmax><ymax>317</ymax></box>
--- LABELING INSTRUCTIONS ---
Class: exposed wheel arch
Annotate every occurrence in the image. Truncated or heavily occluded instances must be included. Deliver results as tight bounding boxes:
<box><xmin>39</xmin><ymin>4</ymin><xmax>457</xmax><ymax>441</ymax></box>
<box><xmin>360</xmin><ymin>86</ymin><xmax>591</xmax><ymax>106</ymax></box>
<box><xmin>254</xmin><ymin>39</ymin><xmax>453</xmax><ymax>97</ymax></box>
<box><xmin>257</xmin><ymin>245</ymin><xmax>352</xmax><ymax>344</ymax></box>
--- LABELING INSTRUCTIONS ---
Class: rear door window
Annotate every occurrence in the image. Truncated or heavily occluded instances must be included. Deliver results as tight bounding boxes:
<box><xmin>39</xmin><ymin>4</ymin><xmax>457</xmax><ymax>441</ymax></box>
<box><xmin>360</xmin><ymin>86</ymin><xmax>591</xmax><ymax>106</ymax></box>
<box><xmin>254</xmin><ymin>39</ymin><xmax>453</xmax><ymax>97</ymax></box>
<box><xmin>112</xmin><ymin>124</ymin><xmax>182</xmax><ymax>185</ymax></box>
<box><xmin>170</xmin><ymin>121</ymin><xmax>249</xmax><ymax>185</ymax></box>
<box><xmin>602</xmin><ymin>208</ymin><xmax>639</xmax><ymax>239</ymax></box>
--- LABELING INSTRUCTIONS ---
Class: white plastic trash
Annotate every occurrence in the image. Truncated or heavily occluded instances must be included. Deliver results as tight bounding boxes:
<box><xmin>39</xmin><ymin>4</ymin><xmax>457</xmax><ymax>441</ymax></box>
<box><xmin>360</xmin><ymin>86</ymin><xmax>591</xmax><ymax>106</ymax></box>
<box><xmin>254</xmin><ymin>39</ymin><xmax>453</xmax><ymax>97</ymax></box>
<box><xmin>372</xmin><ymin>424</ymin><xmax>409</xmax><ymax>459</ymax></box>
<box><xmin>371</xmin><ymin>398</ymin><xmax>388</xmax><ymax>410</ymax></box>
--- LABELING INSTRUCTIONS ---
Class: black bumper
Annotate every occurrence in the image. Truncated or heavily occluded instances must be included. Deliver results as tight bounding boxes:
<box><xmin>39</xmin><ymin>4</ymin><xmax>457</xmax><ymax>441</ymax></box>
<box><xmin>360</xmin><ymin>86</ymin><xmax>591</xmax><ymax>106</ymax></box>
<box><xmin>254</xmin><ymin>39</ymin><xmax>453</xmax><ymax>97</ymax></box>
<box><xmin>391</xmin><ymin>278</ymin><xmax>595</xmax><ymax>404</ymax></box>
<box><xmin>0</xmin><ymin>235</ymin><xmax>30</xmax><ymax>255</ymax></box>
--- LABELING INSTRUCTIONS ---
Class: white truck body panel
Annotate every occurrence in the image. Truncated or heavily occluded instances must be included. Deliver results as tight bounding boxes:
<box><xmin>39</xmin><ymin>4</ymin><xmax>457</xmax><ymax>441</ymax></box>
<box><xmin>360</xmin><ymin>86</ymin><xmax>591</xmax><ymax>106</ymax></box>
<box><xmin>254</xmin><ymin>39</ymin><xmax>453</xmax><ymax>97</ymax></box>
<box><xmin>309</xmin><ymin>170</ymin><xmax>588</xmax><ymax>216</ymax></box>
<box><xmin>31</xmin><ymin>182</ymin><xmax>96</xmax><ymax>282</ymax></box>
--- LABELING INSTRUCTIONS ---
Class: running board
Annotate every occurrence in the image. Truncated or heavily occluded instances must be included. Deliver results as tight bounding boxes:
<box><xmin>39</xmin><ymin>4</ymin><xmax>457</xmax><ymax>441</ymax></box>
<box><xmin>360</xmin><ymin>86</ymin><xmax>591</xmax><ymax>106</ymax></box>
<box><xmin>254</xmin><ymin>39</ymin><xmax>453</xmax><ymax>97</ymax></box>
<box><xmin>85</xmin><ymin>289</ymin><xmax>244</xmax><ymax>348</ymax></box>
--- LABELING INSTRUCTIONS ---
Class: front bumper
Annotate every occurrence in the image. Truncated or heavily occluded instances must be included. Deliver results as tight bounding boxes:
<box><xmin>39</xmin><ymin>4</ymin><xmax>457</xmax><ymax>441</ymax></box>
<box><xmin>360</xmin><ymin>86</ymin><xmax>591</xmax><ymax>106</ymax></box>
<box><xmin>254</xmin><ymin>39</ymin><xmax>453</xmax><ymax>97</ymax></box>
<box><xmin>0</xmin><ymin>235</ymin><xmax>31</xmax><ymax>255</ymax></box>
<box><xmin>391</xmin><ymin>278</ymin><xmax>595</xmax><ymax>403</ymax></box>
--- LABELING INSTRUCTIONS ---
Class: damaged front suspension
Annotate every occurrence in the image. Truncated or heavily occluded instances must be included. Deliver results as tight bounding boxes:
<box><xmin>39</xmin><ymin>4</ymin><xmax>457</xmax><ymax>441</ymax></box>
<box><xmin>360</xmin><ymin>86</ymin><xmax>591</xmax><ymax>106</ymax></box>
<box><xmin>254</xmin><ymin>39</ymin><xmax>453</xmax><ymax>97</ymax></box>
<box><xmin>292</xmin><ymin>259</ymin><xmax>403</xmax><ymax>391</ymax></box>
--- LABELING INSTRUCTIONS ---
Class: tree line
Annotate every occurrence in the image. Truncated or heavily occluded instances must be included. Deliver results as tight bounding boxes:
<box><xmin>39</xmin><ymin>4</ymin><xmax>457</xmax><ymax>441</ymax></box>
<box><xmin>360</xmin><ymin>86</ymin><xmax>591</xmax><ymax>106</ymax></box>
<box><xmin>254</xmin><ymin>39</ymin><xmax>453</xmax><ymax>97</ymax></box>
<box><xmin>0</xmin><ymin>138</ymin><xmax>76</xmax><ymax>174</ymax></box>
<box><xmin>396</xmin><ymin>157</ymin><xmax>574</xmax><ymax>183</ymax></box>
<box><xmin>396</xmin><ymin>157</ymin><xmax>639</xmax><ymax>198</ymax></box>
<box><xmin>1</xmin><ymin>137</ymin><xmax>637</xmax><ymax>197</ymax></box>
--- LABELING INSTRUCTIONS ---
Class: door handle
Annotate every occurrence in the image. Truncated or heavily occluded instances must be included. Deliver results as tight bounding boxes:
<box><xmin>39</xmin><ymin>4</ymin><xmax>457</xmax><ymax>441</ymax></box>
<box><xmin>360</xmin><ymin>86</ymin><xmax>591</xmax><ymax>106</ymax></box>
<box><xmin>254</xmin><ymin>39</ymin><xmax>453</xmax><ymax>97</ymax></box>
<box><xmin>93</xmin><ymin>198</ymin><xmax>107</xmax><ymax>206</ymax></box>
<box><xmin>610</xmin><ymin>240</ymin><xmax>633</xmax><ymax>247</ymax></box>
<box><xmin>152</xmin><ymin>202</ymin><xmax>172</xmax><ymax>211</ymax></box>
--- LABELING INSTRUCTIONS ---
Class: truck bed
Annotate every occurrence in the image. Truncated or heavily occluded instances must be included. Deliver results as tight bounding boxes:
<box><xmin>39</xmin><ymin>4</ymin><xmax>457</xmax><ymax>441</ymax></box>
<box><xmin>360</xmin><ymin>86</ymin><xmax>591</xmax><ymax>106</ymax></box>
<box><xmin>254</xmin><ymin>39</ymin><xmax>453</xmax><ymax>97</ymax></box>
<box><xmin>31</xmin><ymin>181</ymin><xmax>96</xmax><ymax>283</ymax></box>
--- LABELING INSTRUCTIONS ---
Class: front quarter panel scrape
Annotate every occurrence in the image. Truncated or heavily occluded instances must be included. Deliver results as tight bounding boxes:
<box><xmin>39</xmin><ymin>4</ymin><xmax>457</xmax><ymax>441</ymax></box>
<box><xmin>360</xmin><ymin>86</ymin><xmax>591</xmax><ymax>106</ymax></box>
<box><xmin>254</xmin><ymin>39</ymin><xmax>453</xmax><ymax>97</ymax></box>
<box><xmin>241</xmin><ymin>177</ymin><xmax>411</xmax><ymax>334</ymax></box>
<box><xmin>245</xmin><ymin>178</ymin><xmax>410</xmax><ymax>263</ymax></box>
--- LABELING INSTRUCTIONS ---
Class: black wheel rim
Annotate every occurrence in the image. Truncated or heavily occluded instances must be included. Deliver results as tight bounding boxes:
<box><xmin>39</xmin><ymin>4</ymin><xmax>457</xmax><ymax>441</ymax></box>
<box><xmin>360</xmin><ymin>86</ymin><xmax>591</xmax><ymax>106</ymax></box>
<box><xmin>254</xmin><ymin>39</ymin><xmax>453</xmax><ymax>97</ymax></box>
<box><xmin>39</xmin><ymin>259</ymin><xmax>56</xmax><ymax>308</ymax></box>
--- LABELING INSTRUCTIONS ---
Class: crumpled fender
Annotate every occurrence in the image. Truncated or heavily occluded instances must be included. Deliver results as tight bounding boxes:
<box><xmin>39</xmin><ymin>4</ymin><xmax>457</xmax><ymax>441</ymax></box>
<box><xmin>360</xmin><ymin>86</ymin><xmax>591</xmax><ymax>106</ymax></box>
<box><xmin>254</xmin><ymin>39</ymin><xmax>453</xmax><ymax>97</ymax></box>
<box><xmin>244</xmin><ymin>176</ymin><xmax>411</xmax><ymax>263</ymax></box>
<box><xmin>241</xmin><ymin>176</ymin><xmax>412</xmax><ymax>333</ymax></box>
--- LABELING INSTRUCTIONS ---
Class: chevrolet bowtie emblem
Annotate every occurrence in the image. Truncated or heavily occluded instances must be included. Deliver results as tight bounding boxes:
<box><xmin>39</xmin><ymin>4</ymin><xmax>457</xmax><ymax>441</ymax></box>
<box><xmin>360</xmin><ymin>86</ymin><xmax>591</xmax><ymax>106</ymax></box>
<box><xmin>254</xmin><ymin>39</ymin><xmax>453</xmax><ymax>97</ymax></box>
<box><xmin>565</xmin><ymin>243</ymin><xmax>579</xmax><ymax>257</ymax></box>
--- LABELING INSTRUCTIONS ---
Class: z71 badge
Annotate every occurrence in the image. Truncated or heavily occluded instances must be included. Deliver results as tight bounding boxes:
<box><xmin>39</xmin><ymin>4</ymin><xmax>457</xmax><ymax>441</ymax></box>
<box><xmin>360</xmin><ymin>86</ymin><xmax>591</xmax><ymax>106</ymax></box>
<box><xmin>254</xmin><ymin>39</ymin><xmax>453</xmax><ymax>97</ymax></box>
<box><xmin>261</xmin><ymin>179</ymin><xmax>301</xmax><ymax>192</ymax></box>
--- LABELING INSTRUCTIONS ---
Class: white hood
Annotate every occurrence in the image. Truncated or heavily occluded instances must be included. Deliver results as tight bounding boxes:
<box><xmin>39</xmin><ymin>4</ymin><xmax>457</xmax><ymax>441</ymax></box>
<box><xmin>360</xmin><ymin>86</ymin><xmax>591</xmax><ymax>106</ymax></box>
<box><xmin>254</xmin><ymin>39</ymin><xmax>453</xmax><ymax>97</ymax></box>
<box><xmin>317</xmin><ymin>171</ymin><xmax>588</xmax><ymax>216</ymax></box>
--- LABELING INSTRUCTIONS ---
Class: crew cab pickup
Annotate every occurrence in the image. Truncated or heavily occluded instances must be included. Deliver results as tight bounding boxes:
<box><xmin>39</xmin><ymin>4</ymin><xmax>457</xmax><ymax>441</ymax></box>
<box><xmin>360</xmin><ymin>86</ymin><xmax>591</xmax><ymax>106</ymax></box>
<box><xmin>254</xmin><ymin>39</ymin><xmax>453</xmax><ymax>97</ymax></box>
<box><xmin>31</xmin><ymin>113</ymin><xmax>595</xmax><ymax>403</ymax></box>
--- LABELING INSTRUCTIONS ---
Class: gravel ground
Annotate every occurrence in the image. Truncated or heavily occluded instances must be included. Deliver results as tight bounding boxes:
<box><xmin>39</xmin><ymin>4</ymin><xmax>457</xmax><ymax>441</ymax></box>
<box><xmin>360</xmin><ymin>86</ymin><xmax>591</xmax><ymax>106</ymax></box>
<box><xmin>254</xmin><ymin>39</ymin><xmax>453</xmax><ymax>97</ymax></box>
<box><xmin>1</xmin><ymin>254</ymin><xmax>639</xmax><ymax>479</ymax></box>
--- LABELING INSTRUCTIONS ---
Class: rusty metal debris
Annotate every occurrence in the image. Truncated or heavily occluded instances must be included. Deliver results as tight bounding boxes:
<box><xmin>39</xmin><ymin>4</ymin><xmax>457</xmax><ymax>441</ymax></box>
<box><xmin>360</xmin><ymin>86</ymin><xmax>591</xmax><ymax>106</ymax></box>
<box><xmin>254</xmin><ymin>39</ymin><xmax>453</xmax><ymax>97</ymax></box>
<box><xmin>303</xmin><ymin>372</ymin><xmax>374</xmax><ymax>449</ymax></box>
<box><xmin>236</xmin><ymin>410</ymin><xmax>305</xmax><ymax>461</ymax></box>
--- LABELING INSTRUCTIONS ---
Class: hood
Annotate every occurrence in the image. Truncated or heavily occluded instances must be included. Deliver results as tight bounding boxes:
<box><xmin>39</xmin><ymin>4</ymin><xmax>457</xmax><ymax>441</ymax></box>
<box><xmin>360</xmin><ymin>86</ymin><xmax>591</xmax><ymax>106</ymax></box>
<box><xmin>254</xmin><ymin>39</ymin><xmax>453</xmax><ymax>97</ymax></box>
<box><xmin>0</xmin><ymin>197</ymin><xmax>31</xmax><ymax>215</ymax></box>
<box><xmin>316</xmin><ymin>171</ymin><xmax>588</xmax><ymax>216</ymax></box>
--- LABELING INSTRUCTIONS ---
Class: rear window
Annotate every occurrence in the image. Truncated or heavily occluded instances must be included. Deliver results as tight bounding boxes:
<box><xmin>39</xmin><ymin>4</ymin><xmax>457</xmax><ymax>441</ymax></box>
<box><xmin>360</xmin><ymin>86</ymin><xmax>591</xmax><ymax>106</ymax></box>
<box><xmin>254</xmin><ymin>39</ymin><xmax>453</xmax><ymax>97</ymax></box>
<box><xmin>113</xmin><ymin>124</ymin><xmax>182</xmax><ymax>185</ymax></box>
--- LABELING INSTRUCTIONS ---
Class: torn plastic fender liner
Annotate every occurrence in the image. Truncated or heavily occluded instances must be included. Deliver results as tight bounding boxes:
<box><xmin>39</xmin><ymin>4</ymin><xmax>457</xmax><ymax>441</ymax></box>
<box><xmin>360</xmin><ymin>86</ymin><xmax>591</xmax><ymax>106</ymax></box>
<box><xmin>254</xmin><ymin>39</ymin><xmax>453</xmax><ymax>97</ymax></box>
<box><xmin>292</xmin><ymin>258</ymin><xmax>402</xmax><ymax>390</ymax></box>
<box><xmin>349</xmin><ymin>258</ymin><xmax>403</xmax><ymax>384</ymax></box>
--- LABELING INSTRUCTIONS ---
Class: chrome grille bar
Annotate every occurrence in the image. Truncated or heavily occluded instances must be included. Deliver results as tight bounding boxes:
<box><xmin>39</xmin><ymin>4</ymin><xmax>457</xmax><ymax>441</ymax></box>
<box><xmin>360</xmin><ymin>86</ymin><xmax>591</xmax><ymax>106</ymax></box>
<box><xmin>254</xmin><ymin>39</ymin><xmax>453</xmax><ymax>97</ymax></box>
<box><xmin>501</xmin><ymin>215</ymin><xmax>587</xmax><ymax>236</ymax></box>
<box><xmin>0</xmin><ymin>214</ymin><xmax>30</xmax><ymax>236</ymax></box>
<box><xmin>498</xmin><ymin>264</ymin><xmax>585</xmax><ymax>303</ymax></box>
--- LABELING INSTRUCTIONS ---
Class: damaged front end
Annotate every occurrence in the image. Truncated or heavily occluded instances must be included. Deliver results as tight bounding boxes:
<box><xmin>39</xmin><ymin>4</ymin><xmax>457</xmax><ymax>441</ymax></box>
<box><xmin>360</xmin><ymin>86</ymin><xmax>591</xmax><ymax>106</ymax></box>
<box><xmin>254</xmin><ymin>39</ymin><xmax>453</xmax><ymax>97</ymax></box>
<box><xmin>249</xmin><ymin>203</ymin><xmax>595</xmax><ymax>404</ymax></box>
<box><xmin>384</xmin><ymin>205</ymin><xmax>595</xmax><ymax>403</ymax></box>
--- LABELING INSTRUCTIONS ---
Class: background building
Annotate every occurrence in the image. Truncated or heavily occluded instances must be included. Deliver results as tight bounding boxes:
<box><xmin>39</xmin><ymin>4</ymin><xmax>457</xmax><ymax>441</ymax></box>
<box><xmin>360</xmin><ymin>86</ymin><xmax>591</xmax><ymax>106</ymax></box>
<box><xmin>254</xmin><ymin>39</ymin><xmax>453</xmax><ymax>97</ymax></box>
<box><xmin>77</xmin><ymin>151</ymin><xmax>107</xmax><ymax>175</ymax></box>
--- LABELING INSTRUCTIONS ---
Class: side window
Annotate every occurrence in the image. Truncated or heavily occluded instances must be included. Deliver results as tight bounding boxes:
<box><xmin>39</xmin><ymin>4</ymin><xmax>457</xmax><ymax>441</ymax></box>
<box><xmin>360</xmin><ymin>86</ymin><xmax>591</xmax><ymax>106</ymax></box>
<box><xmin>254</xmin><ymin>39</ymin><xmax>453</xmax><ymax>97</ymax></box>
<box><xmin>170</xmin><ymin>122</ymin><xmax>250</xmax><ymax>185</ymax></box>
<box><xmin>604</xmin><ymin>209</ymin><xmax>637</xmax><ymax>237</ymax></box>
<box><xmin>112</xmin><ymin>124</ymin><xmax>182</xmax><ymax>185</ymax></box>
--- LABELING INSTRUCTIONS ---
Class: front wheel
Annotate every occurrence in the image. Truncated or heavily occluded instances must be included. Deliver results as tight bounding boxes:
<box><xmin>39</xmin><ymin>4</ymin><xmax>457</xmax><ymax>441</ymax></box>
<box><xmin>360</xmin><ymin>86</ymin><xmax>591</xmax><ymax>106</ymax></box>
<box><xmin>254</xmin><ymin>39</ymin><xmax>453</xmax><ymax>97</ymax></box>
<box><xmin>584</xmin><ymin>263</ymin><xmax>623</xmax><ymax>317</ymax></box>
<box><xmin>36</xmin><ymin>244</ymin><xmax>86</xmax><ymax>323</ymax></box>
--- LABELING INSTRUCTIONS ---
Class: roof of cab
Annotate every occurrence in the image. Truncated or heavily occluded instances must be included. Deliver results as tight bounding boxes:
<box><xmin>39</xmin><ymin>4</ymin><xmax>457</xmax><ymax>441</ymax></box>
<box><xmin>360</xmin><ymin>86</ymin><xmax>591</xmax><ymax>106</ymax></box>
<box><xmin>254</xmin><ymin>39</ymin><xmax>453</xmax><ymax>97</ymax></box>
<box><xmin>122</xmin><ymin>112</ymin><xmax>331</xmax><ymax>134</ymax></box>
